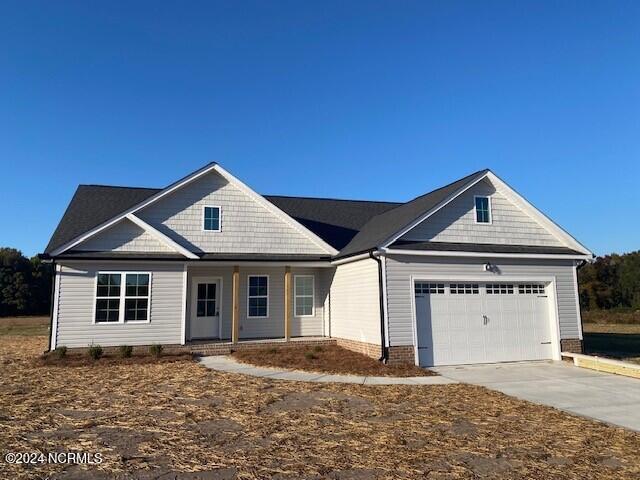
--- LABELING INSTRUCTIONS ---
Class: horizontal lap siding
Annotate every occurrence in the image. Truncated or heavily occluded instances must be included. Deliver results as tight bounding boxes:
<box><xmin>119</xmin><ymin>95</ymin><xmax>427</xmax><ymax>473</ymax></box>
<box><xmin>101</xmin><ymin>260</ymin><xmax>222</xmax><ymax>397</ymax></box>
<box><xmin>402</xmin><ymin>179</ymin><xmax>562</xmax><ymax>246</ymax></box>
<box><xmin>385</xmin><ymin>255</ymin><xmax>580</xmax><ymax>346</ymax></box>
<box><xmin>329</xmin><ymin>258</ymin><xmax>381</xmax><ymax>345</ymax></box>
<box><xmin>56</xmin><ymin>262</ymin><xmax>184</xmax><ymax>348</ymax></box>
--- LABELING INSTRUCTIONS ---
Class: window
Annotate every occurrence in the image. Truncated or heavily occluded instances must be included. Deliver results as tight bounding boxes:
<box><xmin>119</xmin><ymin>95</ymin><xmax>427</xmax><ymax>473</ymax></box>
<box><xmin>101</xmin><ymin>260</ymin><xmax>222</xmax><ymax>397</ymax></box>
<box><xmin>475</xmin><ymin>196</ymin><xmax>491</xmax><ymax>224</ymax></box>
<box><xmin>247</xmin><ymin>275</ymin><xmax>268</xmax><ymax>318</ymax></box>
<box><xmin>95</xmin><ymin>273</ymin><xmax>121</xmax><ymax>323</ymax></box>
<box><xmin>486</xmin><ymin>283</ymin><xmax>514</xmax><ymax>295</ymax></box>
<box><xmin>203</xmin><ymin>206</ymin><xmax>221</xmax><ymax>231</ymax></box>
<box><xmin>95</xmin><ymin>272</ymin><xmax>151</xmax><ymax>323</ymax></box>
<box><xmin>294</xmin><ymin>275</ymin><xmax>315</xmax><ymax>317</ymax></box>
<box><xmin>518</xmin><ymin>284</ymin><xmax>546</xmax><ymax>295</ymax></box>
<box><xmin>450</xmin><ymin>283</ymin><xmax>479</xmax><ymax>294</ymax></box>
<box><xmin>196</xmin><ymin>283</ymin><xmax>217</xmax><ymax>317</ymax></box>
<box><xmin>124</xmin><ymin>274</ymin><xmax>150</xmax><ymax>321</ymax></box>
<box><xmin>415</xmin><ymin>283</ymin><xmax>445</xmax><ymax>294</ymax></box>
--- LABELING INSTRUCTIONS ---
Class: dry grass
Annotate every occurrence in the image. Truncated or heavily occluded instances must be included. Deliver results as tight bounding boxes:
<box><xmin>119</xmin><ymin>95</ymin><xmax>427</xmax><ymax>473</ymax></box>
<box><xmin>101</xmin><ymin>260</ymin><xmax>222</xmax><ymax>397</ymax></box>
<box><xmin>583</xmin><ymin>323</ymin><xmax>640</xmax><ymax>334</ymax></box>
<box><xmin>0</xmin><ymin>316</ymin><xmax>49</xmax><ymax>336</ymax></box>
<box><xmin>583</xmin><ymin>310</ymin><xmax>640</xmax><ymax>325</ymax></box>
<box><xmin>2</xmin><ymin>336</ymin><xmax>640</xmax><ymax>479</ymax></box>
<box><xmin>232</xmin><ymin>344</ymin><xmax>434</xmax><ymax>377</ymax></box>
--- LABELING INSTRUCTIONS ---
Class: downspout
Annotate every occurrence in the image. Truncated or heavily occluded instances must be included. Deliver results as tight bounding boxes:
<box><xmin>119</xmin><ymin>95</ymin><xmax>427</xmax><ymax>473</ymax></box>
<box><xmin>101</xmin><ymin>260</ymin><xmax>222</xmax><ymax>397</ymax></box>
<box><xmin>370</xmin><ymin>251</ymin><xmax>388</xmax><ymax>363</ymax></box>
<box><xmin>47</xmin><ymin>259</ymin><xmax>56</xmax><ymax>352</ymax></box>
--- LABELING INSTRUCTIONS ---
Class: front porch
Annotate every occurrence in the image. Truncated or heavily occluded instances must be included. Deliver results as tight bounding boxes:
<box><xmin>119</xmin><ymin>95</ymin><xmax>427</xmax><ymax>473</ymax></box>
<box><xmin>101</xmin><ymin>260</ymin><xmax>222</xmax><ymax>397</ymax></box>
<box><xmin>183</xmin><ymin>262</ymin><xmax>334</xmax><ymax>345</ymax></box>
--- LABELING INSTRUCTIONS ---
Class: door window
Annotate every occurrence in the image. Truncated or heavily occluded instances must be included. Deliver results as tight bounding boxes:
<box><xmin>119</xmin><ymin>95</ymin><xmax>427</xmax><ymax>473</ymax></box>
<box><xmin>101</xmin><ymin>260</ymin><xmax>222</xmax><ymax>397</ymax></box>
<box><xmin>196</xmin><ymin>283</ymin><xmax>217</xmax><ymax>317</ymax></box>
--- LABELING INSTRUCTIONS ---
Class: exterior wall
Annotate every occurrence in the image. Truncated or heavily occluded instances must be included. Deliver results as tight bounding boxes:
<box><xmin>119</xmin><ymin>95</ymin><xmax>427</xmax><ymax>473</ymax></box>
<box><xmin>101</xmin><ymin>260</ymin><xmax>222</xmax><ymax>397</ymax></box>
<box><xmin>401</xmin><ymin>179</ymin><xmax>563</xmax><ymax>247</ymax></box>
<box><xmin>137</xmin><ymin>171</ymin><xmax>327</xmax><ymax>255</ymax></box>
<box><xmin>335</xmin><ymin>337</ymin><xmax>380</xmax><ymax>359</ymax></box>
<box><xmin>384</xmin><ymin>255</ymin><xmax>581</xmax><ymax>347</ymax></box>
<box><xmin>75</xmin><ymin>219</ymin><xmax>173</xmax><ymax>253</ymax></box>
<box><xmin>329</xmin><ymin>258</ymin><xmax>381</xmax><ymax>346</ymax></box>
<box><xmin>186</xmin><ymin>265</ymin><xmax>329</xmax><ymax>340</ymax></box>
<box><xmin>54</xmin><ymin>261</ymin><xmax>184</xmax><ymax>348</ymax></box>
<box><xmin>560</xmin><ymin>338</ymin><xmax>583</xmax><ymax>353</ymax></box>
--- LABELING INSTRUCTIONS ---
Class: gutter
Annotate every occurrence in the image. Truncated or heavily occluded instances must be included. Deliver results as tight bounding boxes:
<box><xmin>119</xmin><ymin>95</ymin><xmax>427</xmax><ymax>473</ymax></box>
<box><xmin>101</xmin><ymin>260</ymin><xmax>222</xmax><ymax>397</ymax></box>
<box><xmin>369</xmin><ymin>250</ymin><xmax>388</xmax><ymax>363</ymax></box>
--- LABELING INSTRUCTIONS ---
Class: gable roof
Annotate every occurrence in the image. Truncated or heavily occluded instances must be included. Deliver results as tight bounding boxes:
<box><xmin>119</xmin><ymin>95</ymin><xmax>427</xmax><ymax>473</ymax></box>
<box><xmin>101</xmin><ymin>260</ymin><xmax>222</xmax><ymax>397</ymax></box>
<box><xmin>335</xmin><ymin>169</ymin><xmax>489</xmax><ymax>258</ymax></box>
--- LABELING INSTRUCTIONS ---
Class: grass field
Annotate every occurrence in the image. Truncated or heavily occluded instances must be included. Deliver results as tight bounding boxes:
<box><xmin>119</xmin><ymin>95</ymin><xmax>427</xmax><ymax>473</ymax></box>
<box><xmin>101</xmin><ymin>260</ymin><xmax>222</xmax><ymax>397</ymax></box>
<box><xmin>1</xmin><ymin>335</ymin><xmax>640</xmax><ymax>479</ymax></box>
<box><xmin>0</xmin><ymin>316</ymin><xmax>49</xmax><ymax>336</ymax></box>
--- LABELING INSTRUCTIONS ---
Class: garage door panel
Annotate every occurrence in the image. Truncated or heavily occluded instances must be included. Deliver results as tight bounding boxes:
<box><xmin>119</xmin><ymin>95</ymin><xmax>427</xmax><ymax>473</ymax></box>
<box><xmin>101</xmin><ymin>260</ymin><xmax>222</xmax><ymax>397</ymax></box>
<box><xmin>415</xmin><ymin>281</ymin><xmax>554</xmax><ymax>366</ymax></box>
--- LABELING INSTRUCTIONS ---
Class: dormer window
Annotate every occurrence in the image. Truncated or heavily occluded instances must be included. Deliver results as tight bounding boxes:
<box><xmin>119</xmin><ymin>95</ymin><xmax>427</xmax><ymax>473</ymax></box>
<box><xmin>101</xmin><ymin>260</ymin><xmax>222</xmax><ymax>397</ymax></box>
<box><xmin>203</xmin><ymin>206</ymin><xmax>221</xmax><ymax>231</ymax></box>
<box><xmin>474</xmin><ymin>196</ymin><xmax>491</xmax><ymax>224</ymax></box>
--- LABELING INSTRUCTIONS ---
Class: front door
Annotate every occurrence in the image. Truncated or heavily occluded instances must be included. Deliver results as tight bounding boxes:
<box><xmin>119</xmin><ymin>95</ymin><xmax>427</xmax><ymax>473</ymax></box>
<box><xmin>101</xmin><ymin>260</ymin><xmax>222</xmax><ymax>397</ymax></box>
<box><xmin>190</xmin><ymin>278</ymin><xmax>221</xmax><ymax>339</ymax></box>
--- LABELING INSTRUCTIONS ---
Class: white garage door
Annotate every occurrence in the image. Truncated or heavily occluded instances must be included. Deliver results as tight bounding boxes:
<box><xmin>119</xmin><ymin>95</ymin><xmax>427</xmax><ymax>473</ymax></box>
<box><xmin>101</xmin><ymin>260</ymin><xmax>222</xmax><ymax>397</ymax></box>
<box><xmin>415</xmin><ymin>282</ymin><xmax>554</xmax><ymax>366</ymax></box>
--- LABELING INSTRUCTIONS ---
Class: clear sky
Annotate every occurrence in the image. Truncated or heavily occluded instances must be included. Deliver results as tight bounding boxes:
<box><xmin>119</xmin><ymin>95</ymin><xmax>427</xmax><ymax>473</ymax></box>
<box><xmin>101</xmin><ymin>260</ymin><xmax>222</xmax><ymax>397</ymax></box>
<box><xmin>1</xmin><ymin>1</ymin><xmax>638</xmax><ymax>257</ymax></box>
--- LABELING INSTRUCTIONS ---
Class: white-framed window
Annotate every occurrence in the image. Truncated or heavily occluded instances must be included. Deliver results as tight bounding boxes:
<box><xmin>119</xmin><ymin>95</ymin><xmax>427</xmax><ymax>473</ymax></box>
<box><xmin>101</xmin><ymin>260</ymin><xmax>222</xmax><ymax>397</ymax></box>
<box><xmin>415</xmin><ymin>283</ymin><xmax>445</xmax><ymax>295</ymax></box>
<box><xmin>486</xmin><ymin>283</ymin><xmax>514</xmax><ymax>295</ymax></box>
<box><xmin>518</xmin><ymin>284</ymin><xmax>546</xmax><ymax>295</ymax></box>
<box><xmin>450</xmin><ymin>283</ymin><xmax>479</xmax><ymax>294</ymax></box>
<box><xmin>294</xmin><ymin>275</ymin><xmax>315</xmax><ymax>317</ymax></box>
<box><xmin>203</xmin><ymin>205</ymin><xmax>221</xmax><ymax>231</ymax></box>
<box><xmin>474</xmin><ymin>195</ymin><xmax>492</xmax><ymax>224</ymax></box>
<box><xmin>247</xmin><ymin>275</ymin><xmax>269</xmax><ymax>318</ymax></box>
<box><xmin>95</xmin><ymin>272</ymin><xmax>151</xmax><ymax>323</ymax></box>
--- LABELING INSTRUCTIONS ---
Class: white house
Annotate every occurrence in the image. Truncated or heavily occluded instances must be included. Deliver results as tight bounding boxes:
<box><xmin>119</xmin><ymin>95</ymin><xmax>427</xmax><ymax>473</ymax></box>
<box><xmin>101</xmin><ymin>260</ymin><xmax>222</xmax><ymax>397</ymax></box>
<box><xmin>43</xmin><ymin>162</ymin><xmax>593</xmax><ymax>366</ymax></box>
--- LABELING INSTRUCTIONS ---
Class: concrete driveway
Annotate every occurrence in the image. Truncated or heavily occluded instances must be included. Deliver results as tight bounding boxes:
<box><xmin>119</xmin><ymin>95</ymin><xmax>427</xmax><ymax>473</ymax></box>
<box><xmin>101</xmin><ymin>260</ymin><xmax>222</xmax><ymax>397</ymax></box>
<box><xmin>432</xmin><ymin>361</ymin><xmax>640</xmax><ymax>432</ymax></box>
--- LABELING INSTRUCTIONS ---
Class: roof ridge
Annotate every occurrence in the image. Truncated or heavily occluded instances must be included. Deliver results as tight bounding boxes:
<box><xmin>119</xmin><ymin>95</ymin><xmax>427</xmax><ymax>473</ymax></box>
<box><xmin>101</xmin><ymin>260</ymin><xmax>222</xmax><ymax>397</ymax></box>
<box><xmin>265</xmin><ymin>194</ymin><xmax>402</xmax><ymax>204</ymax></box>
<box><xmin>79</xmin><ymin>184</ymin><xmax>162</xmax><ymax>191</ymax></box>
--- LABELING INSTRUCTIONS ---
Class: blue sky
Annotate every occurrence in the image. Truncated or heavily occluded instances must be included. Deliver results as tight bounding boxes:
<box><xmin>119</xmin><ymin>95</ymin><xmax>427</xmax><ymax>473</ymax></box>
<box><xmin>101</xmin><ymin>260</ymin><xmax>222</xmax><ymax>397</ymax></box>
<box><xmin>1</xmin><ymin>1</ymin><xmax>638</xmax><ymax>257</ymax></box>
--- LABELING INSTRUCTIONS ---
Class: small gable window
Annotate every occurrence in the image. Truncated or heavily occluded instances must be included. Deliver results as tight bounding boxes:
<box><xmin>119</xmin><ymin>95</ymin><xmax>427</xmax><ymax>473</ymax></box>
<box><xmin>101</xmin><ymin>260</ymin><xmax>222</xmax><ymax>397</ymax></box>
<box><xmin>474</xmin><ymin>196</ymin><xmax>491</xmax><ymax>224</ymax></box>
<box><xmin>203</xmin><ymin>206</ymin><xmax>221</xmax><ymax>231</ymax></box>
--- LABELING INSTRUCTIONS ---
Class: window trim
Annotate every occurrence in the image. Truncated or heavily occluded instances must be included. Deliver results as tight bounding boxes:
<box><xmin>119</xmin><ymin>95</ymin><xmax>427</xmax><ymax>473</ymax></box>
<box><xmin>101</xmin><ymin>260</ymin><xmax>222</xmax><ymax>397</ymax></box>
<box><xmin>93</xmin><ymin>271</ymin><xmax>152</xmax><ymax>325</ymax></box>
<box><xmin>473</xmin><ymin>195</ymin><xmax>492</xmax><ymax>225</ymax></box>
<box><xmin>202</xmin><ymin>205</ymin><xmax>222</xmax><ymax>232</ymax></box>
<box><xmin>294</xmin><ymin>275</ymin><xmax>315</xmax><ymax>318</ymax></box>
<box><xmin>246</xmin><ymin>274</ymin><xmax>269</xmax><ymax>319</ymax></box>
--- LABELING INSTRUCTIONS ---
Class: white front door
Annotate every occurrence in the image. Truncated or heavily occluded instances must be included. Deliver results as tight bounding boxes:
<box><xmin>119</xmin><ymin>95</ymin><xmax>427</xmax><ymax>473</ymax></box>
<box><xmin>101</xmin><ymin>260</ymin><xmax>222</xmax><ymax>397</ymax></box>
<box><xmin>415</xmin><ymin>282</ymin><xmax>553</xmax><ymax>366</ymax></box>
<box><xmin>190</xmin><ymin>278</ymin><xmax>221</xmax><ymax>340</ymax></box>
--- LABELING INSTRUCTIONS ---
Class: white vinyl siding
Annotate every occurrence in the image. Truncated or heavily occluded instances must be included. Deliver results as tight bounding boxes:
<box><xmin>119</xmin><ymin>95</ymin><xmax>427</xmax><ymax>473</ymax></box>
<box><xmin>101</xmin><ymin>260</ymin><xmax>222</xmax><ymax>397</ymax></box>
<box><xmin>329</xmin><ymin>258</ymin><xmax>381</xmax><ymax>345</ymax></box>
<box><xmin>384</xmin><ymin>255</ymin><xmax>581</xmax><ymax>347</ymax></box>
<box><xmin>55</xmin><ymin>262</ymin><xmax>184</xmax><ymax>348</ymax></box>
<box><xmin>137</xmin><ymin>170</ymin><xmax>327</xmax><ymax>255</ymax></box>
<box><xmin>76</xmin><ymin>218</ymin><xmax>174</xmax><ymax>253</ymax></box>
<box><xmin>401</xmin><ymin>179</ymin><xmax>563</xmax><ymax>246</ymax></box>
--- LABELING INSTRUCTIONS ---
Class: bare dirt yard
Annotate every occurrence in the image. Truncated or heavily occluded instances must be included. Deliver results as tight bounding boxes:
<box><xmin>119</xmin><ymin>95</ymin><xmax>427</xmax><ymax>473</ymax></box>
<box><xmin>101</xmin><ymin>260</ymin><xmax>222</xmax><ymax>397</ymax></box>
<box><xmin>232</xmin><ymin>344</ymin><xmax>434</xmax><ymax>377</ymax></box>
<box><xmin>2</xmin><ymin>335</ymin><xmax>640</xmax><ymax>479</ymax></box>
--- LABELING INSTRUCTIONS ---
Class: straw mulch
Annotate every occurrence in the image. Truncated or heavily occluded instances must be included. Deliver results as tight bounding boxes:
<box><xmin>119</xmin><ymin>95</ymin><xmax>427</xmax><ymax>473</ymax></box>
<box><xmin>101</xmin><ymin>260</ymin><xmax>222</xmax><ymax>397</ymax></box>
<box><xmin>1</xmin><ymin>335</ymin><xmax>640</xmax><ymax>479</ymax></box>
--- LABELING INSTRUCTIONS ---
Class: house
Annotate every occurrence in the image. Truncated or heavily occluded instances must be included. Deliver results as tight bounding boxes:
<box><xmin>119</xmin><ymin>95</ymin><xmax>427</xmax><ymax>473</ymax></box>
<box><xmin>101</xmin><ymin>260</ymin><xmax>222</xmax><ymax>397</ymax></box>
<box><xmin>42</xmin><ymin>163</ymin><xmax>593</xmax><ymax>366</ymax></box>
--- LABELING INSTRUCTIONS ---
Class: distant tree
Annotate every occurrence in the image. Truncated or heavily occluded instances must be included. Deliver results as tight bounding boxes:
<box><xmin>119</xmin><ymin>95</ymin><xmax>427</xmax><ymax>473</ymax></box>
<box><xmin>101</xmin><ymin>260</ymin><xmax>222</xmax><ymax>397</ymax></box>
<box><xmin>0</xmin><ymin>248</ymin><xmax>52</xmax><ymax>317</ymax></box>
<box><xmin>579</xmin><ymin>251</ymin><xmax>640</xmax><ymax>311</ymax></box>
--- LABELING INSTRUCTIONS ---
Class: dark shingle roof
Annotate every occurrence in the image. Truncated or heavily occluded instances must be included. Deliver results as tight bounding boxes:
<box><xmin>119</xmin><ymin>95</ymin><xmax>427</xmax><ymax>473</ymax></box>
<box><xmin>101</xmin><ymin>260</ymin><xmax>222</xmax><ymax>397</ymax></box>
<box><xmin>45</xmin><ymin>185</ymin><xmax>160</xmax><ymax>254</ymax></box>
<box><xmin>389</xmin><ymin>241</ymin><xmax>584</xmax><ymax>256</ymax></box>
<box><xmin>335</xmin><ymin>170</ymin><xmax>489</xmax><ymax>258</ymax></box>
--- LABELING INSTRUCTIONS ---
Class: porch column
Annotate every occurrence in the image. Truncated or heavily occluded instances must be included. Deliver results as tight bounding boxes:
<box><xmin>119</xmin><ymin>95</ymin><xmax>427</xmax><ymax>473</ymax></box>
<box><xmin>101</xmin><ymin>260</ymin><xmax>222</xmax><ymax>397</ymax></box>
<box><xmin>284</xmin><ymin>266</ymin><xmax>292</xmax><ymax>340</ymax></box>
<box><xmin>232</xmin><ymin>265</ymin><xmax>239</xmax><ymax>344</ymax></box>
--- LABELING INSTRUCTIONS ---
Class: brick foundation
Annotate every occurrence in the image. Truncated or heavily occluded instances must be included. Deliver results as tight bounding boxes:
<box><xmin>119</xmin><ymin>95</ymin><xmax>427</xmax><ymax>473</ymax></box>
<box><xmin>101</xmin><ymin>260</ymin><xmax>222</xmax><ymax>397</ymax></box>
<box><xmin>386</xmin><ymin>346</ymin><xmax>415</xmax><ymax>365</ymax></box>
<box><xmin>560</xmin><ymin>338</ymin><xmax>583</xmax><ymax>354</ymax></box>
<box><xmin>64</xmin><ymin>338</ymin><xmax>337</xmax><ymax>357</ymax></box>
<box><xmin>335</xmin><ymin>338</ymin><xmax>381</xmax><ymax>359</ymax></box>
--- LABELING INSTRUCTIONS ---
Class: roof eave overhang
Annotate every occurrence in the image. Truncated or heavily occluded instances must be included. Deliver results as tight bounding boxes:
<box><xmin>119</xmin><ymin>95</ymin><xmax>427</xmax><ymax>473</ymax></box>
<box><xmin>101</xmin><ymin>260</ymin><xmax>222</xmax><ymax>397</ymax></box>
<box><xmin>381</xmin><ymin>247</ymin><xmax>594</xmax><ymax>261</ymax></box>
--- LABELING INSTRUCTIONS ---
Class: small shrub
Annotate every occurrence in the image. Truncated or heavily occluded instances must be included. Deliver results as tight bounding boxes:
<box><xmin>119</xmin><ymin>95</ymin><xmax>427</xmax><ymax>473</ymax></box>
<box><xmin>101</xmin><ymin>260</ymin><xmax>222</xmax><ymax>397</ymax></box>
<box><xmin>313</xmin><ymin>345</ymin><xmax>323</xmax><ymax>353</ymax></box>
<box><xmin>119</xmin><ymin>345</ymin><xmax>133</xmax><ymax>358</ymax></box>
<box><xmin>88</xmin><ymin>344</ymin><xmax>103</xmax><ymax>360</ymax></box>
<box><xmin>53</xmin><ymin>346</ymin><xmax>67</xmax><ymax>359</ymax></box>
<box><xmin>304</xmin><ymin>351</ymin><xmax>318</xmax><ymax>360</ymax></box>
<box><xmin>149</xmin><ymin>344</ymin><xmax>163</xmax><ymax>357</ymax></box>
<box><xmin>267</xmin><ymin>347</ymin><xmax>278</xmax><ymax>354</ymax></box>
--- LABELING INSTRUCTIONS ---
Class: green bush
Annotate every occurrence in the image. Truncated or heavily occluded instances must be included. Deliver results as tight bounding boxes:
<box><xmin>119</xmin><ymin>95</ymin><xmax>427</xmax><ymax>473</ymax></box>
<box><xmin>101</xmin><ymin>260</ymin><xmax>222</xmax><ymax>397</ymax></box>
<box><xmin>267</xmin><ymin>347</ymin><xmax>278</xmax><ymax>354</ymax></box>
<box><xmin>119</xmin><ymin>345</ymin><xmax>133</xmax><ymax>358</ymax></box>
<box><xmin>149</xmin><ymin>344</ymin><xmax>163</xmax><ymax>357</ymax></box>
<box><xmin>88</xmin><ymin>344</ymin><xmax>103</xmax><ymax>360</ymax></box>
<box><xmin>304</xmin><ymin>351</ymin><xmax>317</xmax><ymax>360</ymax></box>
<box><xmin>53</xmin><ymin>346</ymin><xmax>67</xmax><ymax>359</ymax></box>
<box><xmin>313</xmin><ymin>345</ymin><xmax>323</xmax><ymax>353</ymax></box>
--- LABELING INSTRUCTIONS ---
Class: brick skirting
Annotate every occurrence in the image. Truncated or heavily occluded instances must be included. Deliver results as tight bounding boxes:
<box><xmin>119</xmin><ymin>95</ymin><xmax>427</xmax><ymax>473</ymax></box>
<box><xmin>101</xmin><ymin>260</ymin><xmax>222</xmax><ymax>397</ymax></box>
<box><xmin>387</xmin><ymin>346</ymin><xmax>415</xmax><ymax>365</ymax></box>
<box><xmin>334</xmin><ymin>338</ymin><xmax>381</xmax><ymax>359</ymax></box>
<box><xmin>560</xmin><ymin>338</ymin><xmax>583</xmax><ymax>354</ymax></box>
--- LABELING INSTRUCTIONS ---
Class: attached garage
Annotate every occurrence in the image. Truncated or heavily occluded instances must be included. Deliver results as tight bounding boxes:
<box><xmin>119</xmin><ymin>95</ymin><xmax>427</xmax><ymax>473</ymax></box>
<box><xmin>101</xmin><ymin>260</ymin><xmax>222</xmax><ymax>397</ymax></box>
<box><xmin>413</xmin><ymin>280</ymin><xmax>558</xmax><ymax>367</ymax></box>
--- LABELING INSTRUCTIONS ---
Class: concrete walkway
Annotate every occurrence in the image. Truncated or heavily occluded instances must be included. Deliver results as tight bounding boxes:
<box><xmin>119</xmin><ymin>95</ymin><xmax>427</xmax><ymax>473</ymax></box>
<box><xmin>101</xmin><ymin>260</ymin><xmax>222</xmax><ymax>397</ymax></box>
<box><xmin>198</xmin><ymin>355</ymin><xmax>457</xmax><ymax>385</ymax></box>
<box><xmin>433</xmin><ymin>361</ymin><xmax>640</xmax><ymax>431</ymax></box>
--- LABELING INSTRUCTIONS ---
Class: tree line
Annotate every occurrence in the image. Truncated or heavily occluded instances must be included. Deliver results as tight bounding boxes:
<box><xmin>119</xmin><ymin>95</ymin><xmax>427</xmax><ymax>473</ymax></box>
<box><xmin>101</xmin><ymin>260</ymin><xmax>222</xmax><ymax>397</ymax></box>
<box><xmin>578</xmin><ymin>251</ymin><xmax>640</xmax><ymax>311</ymax></box>
<box><xmin>0</xmin><ymin>248</ymin><xmax>52</xmax><ymax>317</ymax></box>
